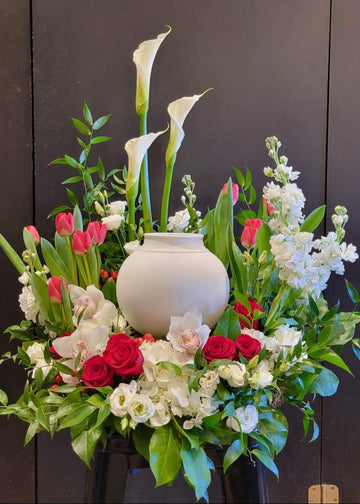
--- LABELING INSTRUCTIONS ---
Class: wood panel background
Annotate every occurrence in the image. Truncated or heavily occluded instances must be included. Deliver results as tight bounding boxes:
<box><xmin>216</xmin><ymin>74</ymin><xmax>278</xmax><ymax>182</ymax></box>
<box><xmin>0</xmin><ymin>1</ymin><xmax>358</xmax><ymax>502</ymax></box>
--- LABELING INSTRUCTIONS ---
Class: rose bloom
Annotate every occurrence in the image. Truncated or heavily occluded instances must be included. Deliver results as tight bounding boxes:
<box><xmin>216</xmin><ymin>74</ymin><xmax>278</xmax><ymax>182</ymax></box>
<box><xmin>234</xmin><ymin>299</ymin><xmax>264</xmax><ymax>330</ymax></box>
<box><xmin>235</xmin><ymin>334</ymin><xmax>261</xmax><ymax>360</ymax></box>
<box><xmin>81</xmin><ymin>355</ymin><xmax>114</xmax><ymax>387</ymax></box>
<box><xmin>202</xmin><ymin>335</ymin><xmax>236</xmax><ymax>363</ymax></box>
<box><xmin>103</xmin><ymin>333</ymin><xmax>144</xmax><ymax>377</ymax></box>
<box><xmin>240</xmin><ymin>219</ymin><xmax>263</xmax><ymax>248</ymax></box>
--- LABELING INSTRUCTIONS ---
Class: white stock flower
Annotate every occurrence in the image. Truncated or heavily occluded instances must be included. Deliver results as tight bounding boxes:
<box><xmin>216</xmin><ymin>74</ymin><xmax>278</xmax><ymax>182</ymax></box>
<box><xmin>167</xmin><ymin>208</ymin><xmax>201</xmax><ymax>232</ymax></box>
<box><xmin>166</xmin><ymin>308</ymin><xmax>210</xmax><ymax>354</ymax></box>
<box><xmin>124</xmin><ymin>240</ymin><xmax>141</xmax><ymax>255</ymax></box>
<box><xmin>108</xmin><ymin>200</ymin><xmax>127</xmax><ymax>215</ymax></box>
<box><xmin>218</xmin><ymin>362</ymin><xmax>247</xmax><ymax>387</ymax></box>
<box><xmin>52</xmin><ymin>322</ymin><xmax>109</xmax><ymax>365</ymax></box>
<box><xmin>125</xmin><ymin>130</ymin><xmax>167</xmax><ymax>199</ymax></box>
<box><xmin>127</xmin><ymin>394</ymin><xmax>156</xmax><ymax>424</ymax></box>
<box><xmin>19</xmin><ymin>286</ymin><xmax>39</xmax><ymax>323</ymax></box>
<box><xmin>69</xmin><ymin>284</ymin><xmax>118</xmax><ymax>327</ymax></box>
<box><xmin>18</xmin><ymin>271</ymin><xmax>30</xmax><ymax>286</ymax></box>
<box><xmin>273</xmin><ymin>164</ymin><xmax>300</xmax><ymax>182</ymax></box>
<box><xmin>226</xmin><ymin>405</ymin><xmax>258</xmax><ymax>433</ymax></box>
<box><xmin>263</xmin><ymin>182</ymin><xmax>305</xmax><ymax>233</ymax></box>
<box><xmin>166</xmin><ymin>91</ymin><xmax>209</xmax><ymax>164</ymax></box>
<box><xmin>133</xmin><ymin>27</ymin><xmax>171</xmax><ymax>114</ymax></box>
<box><xmin>102</xmin><ymin>214</ymin><xmax>124</xmax><ymax>231</ymax></box>
<box><xmin>110</xmin><ymin>381</ymin><xmax>137</xmax><ymax>417</ymax></box>
<box><xmin>199</xmin><ymin>370</ymin><xmax>220</xmax><ymax>397</ymax></box>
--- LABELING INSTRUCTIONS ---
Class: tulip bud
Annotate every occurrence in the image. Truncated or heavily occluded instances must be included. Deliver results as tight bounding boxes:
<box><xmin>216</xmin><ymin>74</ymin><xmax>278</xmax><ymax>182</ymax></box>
<box><xmin>48</xmin><ymin>276</ymin><xmax>68</xmax><ymax>304</ymax></box>
<box><xmin>72</xmin><ymin>231</ymin><xmax>92</xmax><ymax>255</ymax></box>
<box><xmin>86</xmin><ymin>221</ymin><xmax>107</xmax><ymax>245</ymax></box>
<box><xmin>55</xmin><ymin>213</ymin><xmax>74</xmax><ymax>237</ymax></box>
<box><xmin>240</xmin><ymin>219</ymin><xmax>263</xmax><ymax>248</ymax></box>
<box><xmin>25</xmin><ymin>225</ymin><xmax>40</xmax><ymax>245</ymax></box>
<box><xmin>222</xmin><ymin>182</ymin><xmax>239</xmax><ymax>205</ymax></box>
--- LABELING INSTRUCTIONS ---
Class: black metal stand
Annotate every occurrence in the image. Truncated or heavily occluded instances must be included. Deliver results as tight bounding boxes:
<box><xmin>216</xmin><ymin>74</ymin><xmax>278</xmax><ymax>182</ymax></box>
<box><xmin>85</xmin><ymin>436</ymin><xmax>269</xmax><ymax>504</ymax></box>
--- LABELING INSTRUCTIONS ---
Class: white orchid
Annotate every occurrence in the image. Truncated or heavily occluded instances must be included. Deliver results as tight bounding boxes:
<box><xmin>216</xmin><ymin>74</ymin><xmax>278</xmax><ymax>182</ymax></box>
<box><xmin>125</xmin><ymin>129</ymin><xmax>167</xmax><ymax>199</ymax></box>
<box><xmin>51</xmin><ymin>322</ymin><xmax>109</xmax><ymax>365</ymax></box>
<box><xmin>68</xmin><ymin>284</ymin><xmax>118</xmax><ymax>327</ymax></box>
<box><xmin>166</xmin><ymin>91</ymin><xmax>210</xmax><ymax>165</ymax></box>
<box><xmin>166</xmin><ymin>308</ymin><xmax>210</xmax><ymax>354</ymax></box>
<box><xmin>133</xmin><ymin>26</ymin><xmax>171</xmax><ymax>115</ymax></box>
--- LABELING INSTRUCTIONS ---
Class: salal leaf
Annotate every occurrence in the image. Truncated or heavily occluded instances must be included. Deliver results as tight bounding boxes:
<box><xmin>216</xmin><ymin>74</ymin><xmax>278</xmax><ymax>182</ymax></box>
<box><xmin>71</xmin><ymin>427</ymin><xmax>102</xmax><ymax>467</ymax></box>
<box><xmin>180</xmin><ymin>440</ymin><xmax>212</xmax><ymax>502</ymax></box>
<box><xmin>59</xmin><ymin>404</ymin><xmax>96</xmax><ymax>430</ymax></box>
<box><xmin>345</xmin><ymin>279</ymin><xmax>360</xmax><ymax>304</ymax></box>
<box><xmin>251</xmin><ymin>448</ymin><xmax>279</xmax><ymax>479</ymax></box>
<box><xmin>213</xmin><ymin>306</ymin><xmax>241</xmax><ymax>340</ymax></box>
<box><xmin>149</xmin><ymin>424</ymin><xmax>182</xmax><ymax>486</ymax></box>
<box><xmin>223</xmin><ymin>437</ymin><xmax>245</xmax><ymax>473</ymax></box>
<box><xmin>309</xmin><ymin>367</ymin><xmax>339</xmax><ymax>396</ymax></box>
<box><xmin>300</xmin><ymin>205</ymin><xmax>326</xmax><ymax>232</ymax></box>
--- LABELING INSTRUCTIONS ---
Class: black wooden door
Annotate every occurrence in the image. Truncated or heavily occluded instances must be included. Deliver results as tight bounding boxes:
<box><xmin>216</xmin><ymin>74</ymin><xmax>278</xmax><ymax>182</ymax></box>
<box><xmin>0</xmin><ymin>1</ymin><xmax>359</xmax><ymax>502</ymax></box>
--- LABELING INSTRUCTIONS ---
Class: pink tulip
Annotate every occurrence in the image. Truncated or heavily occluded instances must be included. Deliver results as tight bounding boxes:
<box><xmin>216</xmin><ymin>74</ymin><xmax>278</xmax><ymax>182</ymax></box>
<box><xmin>262</xmin><ymin>197</ymin><xmax>276</xmax><ymax>216</ymax></box>
<box><xmin>222</xmin><ymin>182</ymin><xmax>239</xmax><ymax>205</ymax></box>
<box><xmin>48</xmin><ymin>276</ymin><xmax>68</xmax><ymax>304</ymax></box>
<box><xmin>240</xmin><ymin>219</ymin><xmax>263</xmax><ymax>248</ymax></box>
<box><xmin>25</xmin><ymin>225</ymin><xmax>40</xmax><ymax>246</ymax></box>
<box><xmin>86</xmin><ymin>221</ymin><xmax>107</xmax><ymax>245</ymax></box>
<box><xmin>72</xmin><ymin>230</ymin><xmax>92</xmax><ymax>255</ymax></box>
<box><xmin>55</xmin><ymin>213</ymin><xmax>74</xmax><ymax>237</ymax></box>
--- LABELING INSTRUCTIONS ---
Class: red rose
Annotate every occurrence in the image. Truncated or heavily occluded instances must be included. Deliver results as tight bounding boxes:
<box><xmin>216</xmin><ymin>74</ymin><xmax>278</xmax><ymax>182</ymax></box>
<box><xmin>82</xmin><ymin>355</ymin><xmax>114</xmax><ymax>387</ymax></box>
<box><xmin>202</xmin><ymin>335</ymin><xmax>237</xmax><ymax>363</ymax></box>
<box><xmin>234</xmin><ymin>299</ymin><xmax>264</xmax><ymax>329</ymax></box>
<box><xmin>235</xmin><ymin>334</ymin><xmax>261</xmax><ymax>360</ymax></box>
<box><xmin>103</xmin><ymin>333</ymin><xmax>144</xmax><ymax>377</ymax></box>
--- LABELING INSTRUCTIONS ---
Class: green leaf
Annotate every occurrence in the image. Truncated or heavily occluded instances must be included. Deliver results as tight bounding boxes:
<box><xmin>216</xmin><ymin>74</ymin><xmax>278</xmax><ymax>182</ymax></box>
<box><xmin>24</xmin><ymin>421</ymin><xmax>40</xmax><ymax>446</ymax></box>
<box><xmin>55</xmin><ymin>361</ymin><xmax>76</xmax><ymax>375</ymax></box>
<box><xmin>257</xmin><ymin>408</ymin><xmax>288</xmax><ymax>454</ymax></box>
<box><xmin>223</xmin><ymin>437</ymin><xmax>245</xmax><ymax>473</ymax></box>
<box><xmin>93</xmin><ymin>114</ymin><xmax>111</xmax><ymax>130</ymax></box>
<box><xmin>309</xmin><ymin>347</ymin><xmax>352</xmax><ymax>374</ymax></box>
<box><xmin>66</xmin><ymin>188</ymin><xmax>79</xmax><ymax>207</ymax></box>
<box><xmin>73</xmin><ymin>205</ymin><xmax>83</xmax><ymax>232</ymax></box>
<box><xmin>31</xmin><ymin>272</ymin><xmax>51</xmax><ymax>321</ymax></box>
<box><xmin>213</xmin><ymin>306</ymin><xmax>241</xmax><ymax>340</ymax></box>
<box><xmin>310</xmin><ymin>420</ymin><xmax>319</xmax><ymax>443</ymax></box>
<box><xmin>248</xmin><ymin>186</ymin><xmax>256</xmax><ymax>205</ymax></box>
<box><xmin>256</xmin><ymin>223</ymin><xmax>271</xmax><ymax>255</ymax></box>
<box><xmin>83</xmin><ymin>102</ymin><xmax>93</xmax><ymax>126</ymax></box>
<box><xmin>345</xmin><ymin>279</ymin><xmax>360</xmax><ymax>304</ymax></box>
<box><xmin>149</xmin><ymin>424</ymin><xmax>182</xmax><ymax>486</ymax></box>
<box><xmin>97</xmin><ymin>157</ymin><xmax>105</xmax><ymax>180</ymax></box>
<box><xmin>101</xmin><ymin>279</ymin><xmax>117</xmax><ymax>304</ymax></box>
<box><xmin>233</xmin><ymin>167</ymin><xmax>245</xmax><ymax>187</ymax></box>
<box><xmin>132</xmin><ymin>424</ymin><xmax>153</xmax><ymax>461</ymax></box>
<box><xmin>62</xmin><ymin>176</ymin><xmax>83</xmax><ymax>184</ymax></box>
<box><xmin>251</xmin><ymin>448</ymin><xmax>279</xmax><ymax>478</ymax></box>
<box><xmin>352</xmin><ymin>339</ymin><xmax>360</xmax><ymax>360</ymax></box>
<box><xmin>214</xmin><ymin>179</ymin><xmax>233</xmax><ymax>266</ymax></box>
<box><xmin>49</xmin><ymin>157</ymin><xmax>68</xmax><ymax>165</ymax></box>
<box><xmin>65</xmin><ymin>154</ymin><xmax>83</xmax><ymax>171</ymax></box>
<box><xmin>157</xmin><ymin>361</ymin><xmax>182</xmax><ymax>375</ymax></box>
<box><xmin>41</xmin><ymin>238</ymin><xmax>72</xmax><ymax>283</ymax></box>
<box><xmin>72</xmin><ymin>117</ymin><xmax>91</xmax><ymax>136</ymax></box>
<box><xmin>60</xmin><ymin>404</ymin><xmax>96</xmax><ymax>430</ymax></box>
<box><xmin>0</xmin><ymin>390</ymin><xmax>8</xmax><ymax>406</ymax></box>
<box><xmin>18</xmin><ymin>346</ymin><xmax>32</xmax><ymax>366</ymax></box>
<box><xmin>71</xmin><ymin>427</ymin><xmax>102</xmax><ymax>467</ymax></box>
<box><xmin>300</xmin><ymin>205</ymin><xmax>326</xmax><ymax>232</ymax></box>
<box><xmin>180</xmin><ymin>441</ymin><xmax>212</xmax><ymax>501</ymax></box>
<box><xmin>48</xmin><ymin>205</ymin><xmax>71</xmax><ymax>218</ymax></box>
<box><xmin>90</xmin><ymin>136</ymin><xmax>112</xmax><ymax>144</ymax></box>
<box><xmin>0</xmin><ymin>233</ymin><xmax>25</xmax><ymax>275</ymax></box>
<box><xmin>309</xmin><ymin>367</ymin><xmax>339</xmax><ymax>396</ymax></box>
<box><xmin>244</xmin><ymin>167</ymin><xmax>252</xmax><ymax>190</ymax></box>
<box><xmin>93</xmin><ymin>404</ymin><xmax>110</xmax><ymax>429</ymax></box>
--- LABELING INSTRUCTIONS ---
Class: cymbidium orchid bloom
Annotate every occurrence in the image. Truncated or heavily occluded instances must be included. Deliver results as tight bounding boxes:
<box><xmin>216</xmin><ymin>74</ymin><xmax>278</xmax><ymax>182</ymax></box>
<box><xmin>133</xmin><ymin>26</ymin><xmax>171</xmax><ymax>115</ymax></box>
<box><xmin>125</xmin><ymin>129</ymin><xmax>168</xmax><ymax>201</ymax></box>
<box><xmin>166</xmin><ymin>308</ymin><xmax>210</xmax><ymax>354</ymax></box>
<box><xmin>68</xmin><ymin>284</ymin><xmax>118</xmax><ymax>327</ymax></box>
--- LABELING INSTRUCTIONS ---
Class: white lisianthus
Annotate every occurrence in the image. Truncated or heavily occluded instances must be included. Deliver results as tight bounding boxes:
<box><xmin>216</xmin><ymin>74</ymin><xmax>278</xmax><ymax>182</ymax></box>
<box><xmin>249</xmin><ymin>359</ymin><xmax>274</xmax><ymax>389</ymax></box>
<box><xmin>273</xmin><ymin>325</ymin><xmax>302</xmax><ymax>347</ymax></box>
<box><xmin>101</xmin><ymin>214</ymin><xmax>124</xmax><ymax>231</ymax></box>
<box><xmin>166</xmin><ymin>308</ymin><xmax>210</xmax><ymax>354</ymax></box>
<box><xmin>127</xmin><ymin>394</ymin><xmax>156</xmax><ymax>424</ymax></box>
<box><xmin>226</xmin><ymin>405</ymin><xmax>258</xmax><ymax>433</ymax></box>
<box><xmin>199</xmin><ymin>370</ymin><xmax>220</xmax><ymax>397</ymax></box>
<box><xmin>166</xmin><ymin>91</ymin><xmax>210</xmax><ymax>165</ymax></box>
<box><xmin>108</xmin><ymin>200</ymin><xmax>127</xmax><ymax>215</ymax></box>
<box><xmin>26</xmin><ymin>342</ymin><xmax>51</xmax><ymax>379</ymax></box>
<box><xmin>219</xmin><ymin>362</ymin><xmax>247</xmax><ymax>387</ymax></box>
<box><xmin>110</xmin><ymin>381</ymin><xmax>137</xmax><ymax>417</ymax></box>
<box><xmin>125</xmin><ymin>130</ymin><xmax>167</xmax><ymax>199</ymax></box>
<box><xmin>52</xmin><ymin>322</ymin><xmax>109</xmax><ymax>364</ymax></box>
<box><xmin>167</xmin><ymin>208</ymin><xmax>201</xmax><ymax>232</ymax></box>
<box><xmin>133</xmin><ymin>27</ymin><xmax>171</xmax><ymax>114</ymax></box>
<box><xmin>19</xmin><ymin>286</ymin><xmax>39</xmax><ymax>323</ymax></box>
<box><xmin>124</xmin><ymin>240</ymin><xmax>141</xmax><ymax>255</ymax></box>
<box><xmin>69</xmin><ymin>284</ymin><xmax>118</xmax><ymax>327</ymax></box>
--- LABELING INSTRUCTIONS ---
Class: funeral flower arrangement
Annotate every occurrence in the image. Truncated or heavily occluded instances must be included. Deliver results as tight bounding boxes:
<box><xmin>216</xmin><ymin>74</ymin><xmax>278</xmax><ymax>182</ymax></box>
<box><xmin>1</xmin><ymin>28</ymin><xmax>360</xmax><ymax>501</ymax></box>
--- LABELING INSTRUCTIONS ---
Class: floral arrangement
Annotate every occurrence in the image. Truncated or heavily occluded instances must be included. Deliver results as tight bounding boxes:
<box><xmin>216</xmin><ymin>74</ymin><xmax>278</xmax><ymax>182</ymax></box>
<box><xmin>1</xmin><ymin>28</ymin><xmax>360</xmax><ymax>502</ymax></box>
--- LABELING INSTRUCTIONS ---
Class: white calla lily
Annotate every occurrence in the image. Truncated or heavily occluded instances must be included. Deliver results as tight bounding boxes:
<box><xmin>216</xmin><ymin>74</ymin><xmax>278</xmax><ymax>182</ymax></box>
<box><xmin>125</xmin><ymin>129</ymin><xmax>167</xmax><ymax>199</ymax></box>
<box><xmin>166</xmin><ymin>90</ymin><xmax>211</xmax><ymax>165</ymax></box>
<box><xmin>133</xmin><ymin>26</ymin><xmax>171</xmax><ymax>115</ymax></box>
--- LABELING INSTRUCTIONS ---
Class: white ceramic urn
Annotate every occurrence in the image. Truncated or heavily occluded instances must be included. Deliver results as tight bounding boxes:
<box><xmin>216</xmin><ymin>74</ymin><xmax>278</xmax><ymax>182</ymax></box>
<box><xmin>116</xmin><ymin>233</ymin><xmax>229</xmax><ymax>338</ymax></box>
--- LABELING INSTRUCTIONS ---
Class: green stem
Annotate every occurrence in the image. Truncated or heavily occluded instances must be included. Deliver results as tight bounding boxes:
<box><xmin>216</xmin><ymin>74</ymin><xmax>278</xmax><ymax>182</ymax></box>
<box><xmin>128</xmin><ymin>198</ymin><xmax>136</xmax><ymax>241</ymax></box>
<box><xmin>160</xmin><ymin>157</ymin><xmax>176</xmax><ymax>232</ymax></box>
<box><xmin>83</xmin><ymin>254</ymin><xmax>93</xmax><ymax>285</ymax></box>
<box><xmin>139</xmin><ymin>112</ymin><xmax>153</xmax><ymax>233</ymax></box>
<box><xmin>66</xmin><ymin>236</ymin><xmax>77</xmax><ymax>284</ymax></box>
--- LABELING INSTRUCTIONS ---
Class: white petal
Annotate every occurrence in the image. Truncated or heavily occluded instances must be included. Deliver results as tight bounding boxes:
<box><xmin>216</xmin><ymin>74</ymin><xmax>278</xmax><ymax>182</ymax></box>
<box><xmin>181</xmin><ymin>308</ymin><xmax>202</xmax><ymax>330</ymax></box>
<box><xmin>68</xmin><ymin>285</ymin><xmax>86</xmax><ymax>304</ymax></box>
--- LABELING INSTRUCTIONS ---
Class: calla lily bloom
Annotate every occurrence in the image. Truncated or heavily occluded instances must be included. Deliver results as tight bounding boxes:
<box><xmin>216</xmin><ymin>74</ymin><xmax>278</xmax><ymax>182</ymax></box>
<box><xmin>133</xmin><ymin>26</ymin><xmax>171</xmax><ymax>115</ymax></box>
<box><xmin>125</xmin><ymin>129</ymin><xmax>167</xmax><ymax>200</ymax></box>
<box><xmin>166</xmin><ymin>90</ymin><xmax>211</xmax><ymax>165</ymax></box>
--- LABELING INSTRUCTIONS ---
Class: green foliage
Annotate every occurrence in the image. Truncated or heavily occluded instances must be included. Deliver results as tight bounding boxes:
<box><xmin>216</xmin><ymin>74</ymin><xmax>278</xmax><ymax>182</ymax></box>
<box><xmin>149</xmin><ymin>424</ymin><xmax>182</xmax><ymax>486</ymax></box>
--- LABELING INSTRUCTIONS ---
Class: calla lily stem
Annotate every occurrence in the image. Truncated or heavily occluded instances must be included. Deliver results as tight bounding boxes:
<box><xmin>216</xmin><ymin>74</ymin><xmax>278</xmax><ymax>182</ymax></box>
<box><xmin>160</xmin><ymin>155</ymin><xmax>176</xmax><ymax>232</ymax></box>
<box><xmin>128</xmin><ymin>198</ymin><xmax>136</xmax><ymax>241</ymax></box>
<box><xmin>139</xmin><ymin>112</ymin><xmax>153</xmax><ymax>233</ymax></box>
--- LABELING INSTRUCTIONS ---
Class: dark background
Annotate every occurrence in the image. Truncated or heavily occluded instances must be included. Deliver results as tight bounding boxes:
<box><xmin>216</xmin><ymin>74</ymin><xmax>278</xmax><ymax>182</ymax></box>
<box><xmin>0</xmin><ymin>0</ymin><xmax>359</xmax><ymax>502</ymax></box>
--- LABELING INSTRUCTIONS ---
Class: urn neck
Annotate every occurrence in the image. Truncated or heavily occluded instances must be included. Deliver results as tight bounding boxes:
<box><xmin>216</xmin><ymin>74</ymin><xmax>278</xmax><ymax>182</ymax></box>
<box><xmin>142</xmin><ymin>233</ymin><xmax>205</xmax><ymax>252</ymax></box>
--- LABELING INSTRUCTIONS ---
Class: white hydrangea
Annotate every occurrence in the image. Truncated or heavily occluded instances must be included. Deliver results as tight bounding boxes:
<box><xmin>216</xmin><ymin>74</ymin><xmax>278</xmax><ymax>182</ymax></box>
<box><xmin>19</xmin><ymin>286</ymin><xmax>39</xmax><ymax>323</ymax></box>
<box><xmin>226</xmin><ymin>405</ymin><xmax>258</xmax><ymax>433</ymax></box>
<box><xmin>199</xmin><ymin>369</ymin><xmax>220</xmax><ymax>397</ymax></box>
<box><xmin>167</xmin><ymin>208</ymin><xmax>201</xmax><ymax>232</ymax></box>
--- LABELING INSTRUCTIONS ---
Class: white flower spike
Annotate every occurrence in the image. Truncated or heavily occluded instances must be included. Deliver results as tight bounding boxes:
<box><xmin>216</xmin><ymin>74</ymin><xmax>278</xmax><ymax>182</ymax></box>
<box><xmin>133</xmin><ymin>26</ymin><xmax>172</xmax><ymax>115</ymax></box>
